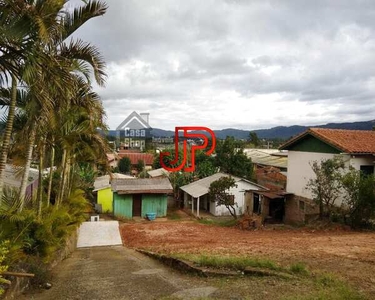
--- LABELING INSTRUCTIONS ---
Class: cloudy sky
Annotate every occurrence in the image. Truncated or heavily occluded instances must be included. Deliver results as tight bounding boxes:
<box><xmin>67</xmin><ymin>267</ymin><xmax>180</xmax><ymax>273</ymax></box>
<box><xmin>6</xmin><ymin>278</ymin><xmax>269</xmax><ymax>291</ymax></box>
<box><xmin>72</xmin><ymin>0</ymin><xmax>375</xmax><ymax>130</ymax></box>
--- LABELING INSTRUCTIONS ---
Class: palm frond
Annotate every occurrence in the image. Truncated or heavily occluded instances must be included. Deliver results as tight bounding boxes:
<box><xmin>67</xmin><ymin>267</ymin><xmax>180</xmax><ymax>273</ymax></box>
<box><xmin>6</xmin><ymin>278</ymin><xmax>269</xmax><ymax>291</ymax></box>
<box><xmin>61</xmin><ymin>0</ymin><xmax>107</xmax><ymax>39</ymax></box>
<box><xmin>59</xmin><ymin>39</ymin><xmax>106</xmax><ymax>86</ymax></box>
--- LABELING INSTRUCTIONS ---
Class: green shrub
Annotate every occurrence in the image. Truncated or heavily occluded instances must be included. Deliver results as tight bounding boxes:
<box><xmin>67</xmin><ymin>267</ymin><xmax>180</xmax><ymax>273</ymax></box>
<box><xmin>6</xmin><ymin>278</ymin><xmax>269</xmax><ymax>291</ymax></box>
<box><xmin>22</xmin><ymin>256</ymin><xmax>51</xmax><ymax>287</ymax></box>
<box><xmin>118</xmin><ymin>157</ymin><xmax>131</xmax><ymax>174</ymax></box>
<box><xmin>0</xmin><ymin>240</ymin><xmax>10</xmax><ymax>295</ymax></box>
<box><xmin>0</xmin><ymin>189</ymin><xmax>89</xmax><ymax>263</ymax></box>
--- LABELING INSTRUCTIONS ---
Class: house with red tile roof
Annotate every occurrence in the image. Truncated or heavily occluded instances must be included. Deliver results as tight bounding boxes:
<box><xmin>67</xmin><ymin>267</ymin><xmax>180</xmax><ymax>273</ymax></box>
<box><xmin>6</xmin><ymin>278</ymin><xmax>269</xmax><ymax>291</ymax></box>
<box><xmin>278</xmin><ymin>128</ymin><xmax>375</xmax><ymax>224</ymax></box>
<box><xmin>117</xmin><ymin>151</ymin><xmax>154</xmax><ymax>170</ymax></box>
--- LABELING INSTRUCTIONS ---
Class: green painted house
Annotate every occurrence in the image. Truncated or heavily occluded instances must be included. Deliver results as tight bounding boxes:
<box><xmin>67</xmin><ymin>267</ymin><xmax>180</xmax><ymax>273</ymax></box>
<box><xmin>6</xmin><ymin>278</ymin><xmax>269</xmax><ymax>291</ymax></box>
<box><xmin>111</xmin><ymin>178</ymin><xmax>173</xmax><ymax>219</ymax></box>
<box><xmin>93</xmin><ymin>173</ymin><xmax>135</xmax><ymax>213</ymax></box>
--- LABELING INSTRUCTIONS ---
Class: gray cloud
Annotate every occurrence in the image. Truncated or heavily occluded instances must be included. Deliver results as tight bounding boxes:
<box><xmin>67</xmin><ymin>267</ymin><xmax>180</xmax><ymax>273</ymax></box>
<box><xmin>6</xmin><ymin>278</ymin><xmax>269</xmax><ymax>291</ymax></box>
<box><xmin>71</xmin><ymin>0</ymin><xmax>375</xmax><ymax>130</ymax></box>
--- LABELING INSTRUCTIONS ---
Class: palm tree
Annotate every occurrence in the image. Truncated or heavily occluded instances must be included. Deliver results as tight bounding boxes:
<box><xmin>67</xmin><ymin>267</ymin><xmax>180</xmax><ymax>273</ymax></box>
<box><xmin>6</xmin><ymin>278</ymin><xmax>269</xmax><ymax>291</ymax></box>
<box><xmin>0</xmin><ymin>1</ymin><xmax>32</xmax><ymax>198</ymax></box>
<box><xmin>54</xmin><ymin>81</ymin><xmax>108</xmax><ymax>206</ymax></box>
<box><xmin>14</xmin><ymin>1</ymin><xmax>107</xmax><ymax>209</ymax></box>
<box><xmin>0</xmin><ymin>1</ymin><xmax>107</xmax><ymax>207</ymax></box>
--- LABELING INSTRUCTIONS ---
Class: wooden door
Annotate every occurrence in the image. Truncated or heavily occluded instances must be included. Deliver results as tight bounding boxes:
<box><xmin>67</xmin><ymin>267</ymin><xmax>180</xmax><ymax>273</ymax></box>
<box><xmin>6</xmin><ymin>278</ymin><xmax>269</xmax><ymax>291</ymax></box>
<box><xmin>132</xmin><ymin>194</ymin><xmax>142</xmax><ymax>217</ymax></box>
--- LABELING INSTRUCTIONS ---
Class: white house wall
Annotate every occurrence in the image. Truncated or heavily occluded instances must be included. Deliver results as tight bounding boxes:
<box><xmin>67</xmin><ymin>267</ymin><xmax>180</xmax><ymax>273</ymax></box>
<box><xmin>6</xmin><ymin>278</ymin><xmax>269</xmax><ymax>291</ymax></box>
<box><xmin>287</xmin><ymin>151</ymin><xmax>347</xmax><ymax>199</ymax></box>
<box><xmin>286</xmin><ymin>151</ymin><xmax>375</xmax><ymax>203</ymax></box>
<box><xmin>349</xmin><ymin>155</ymin><xmax>375</xmax><ymax>170</ymax></box>
<box><xmin>210</xmin><ymin>197</ymin><xmax>217</xmax><ymax>215</ymax></box>
<box><xmin>214</xmin><ymin>180</ymin><xmax>263</xmax><ymax>217</ymax></box>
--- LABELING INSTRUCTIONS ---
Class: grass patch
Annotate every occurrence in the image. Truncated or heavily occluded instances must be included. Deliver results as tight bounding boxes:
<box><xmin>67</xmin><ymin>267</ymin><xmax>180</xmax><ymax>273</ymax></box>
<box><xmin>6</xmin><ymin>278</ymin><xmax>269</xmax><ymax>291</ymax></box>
<box><xmin>283</xmin><ymin>273</ymin><xmax>367</xmax><ymax>300</ymax></box>
<box><xmin>164</xmin><ymin>253</ymin><xmax>367</xmax><ymax>300</ymax></box>
<box><xmin>173</xmin><ymin>253</ymin><xmax>281</xmax><ymax>271</ymax></box>
<box><xmin>198</xmin><ymin>218</ymin><xmax>237</xmax><ymax>227</ymax></box>
<box><xmin>289</xmin><ymin>262</ymin><xmax>309</xmax><ymax>275</ymax></box>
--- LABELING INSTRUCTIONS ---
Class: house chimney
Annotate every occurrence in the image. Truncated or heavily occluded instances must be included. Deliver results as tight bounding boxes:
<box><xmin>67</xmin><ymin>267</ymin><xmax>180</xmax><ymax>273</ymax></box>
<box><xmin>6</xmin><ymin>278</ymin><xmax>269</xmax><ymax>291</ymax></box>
<box><xmin>140</xmin><ymin>113</ymin><xmax>150</xmax><ymax>124</ymax></box>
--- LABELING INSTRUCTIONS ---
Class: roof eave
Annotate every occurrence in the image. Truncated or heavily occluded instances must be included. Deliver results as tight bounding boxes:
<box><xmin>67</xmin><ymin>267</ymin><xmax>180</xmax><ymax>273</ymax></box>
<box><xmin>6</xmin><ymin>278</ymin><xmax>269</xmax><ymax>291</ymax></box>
<box><xmin>117</xmin><ymin>189</ymin><xmax>173</xmax><ymax>194</ymax></box>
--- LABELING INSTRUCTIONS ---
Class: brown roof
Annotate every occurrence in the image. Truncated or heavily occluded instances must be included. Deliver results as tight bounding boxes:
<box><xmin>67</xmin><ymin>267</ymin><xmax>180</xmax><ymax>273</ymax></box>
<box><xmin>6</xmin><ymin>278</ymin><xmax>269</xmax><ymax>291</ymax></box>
<box><xmin>257</xmin><ymin>191</ymin><xmax>284</xmax><ymax>200</ymax></box>
<box><xmin>118</xmin><ymin>149</ymin><xmax>141</xmax><ymax>153</ymax></box>
<box><xmin>280</xmin><ymin>128</ymin><xmax>375</xmax><ymax>154</ymax></box>
<box><xmin>117</xmin><ymin>153</ymin><xmax>154</xmax><ymax>165</ymax></box>
<box><xmin>111</xmin><ymin>177</ymin><xmax>172</xmax><ymax>194</ymax></box>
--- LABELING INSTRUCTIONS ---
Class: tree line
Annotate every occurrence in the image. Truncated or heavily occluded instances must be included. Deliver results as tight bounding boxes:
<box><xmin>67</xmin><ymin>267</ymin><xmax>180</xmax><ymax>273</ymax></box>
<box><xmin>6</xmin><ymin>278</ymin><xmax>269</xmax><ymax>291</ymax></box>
<box><xmin>0</xmin><ymin>0</ymin><xmax>109</xmax><ymax>292</ymax></box>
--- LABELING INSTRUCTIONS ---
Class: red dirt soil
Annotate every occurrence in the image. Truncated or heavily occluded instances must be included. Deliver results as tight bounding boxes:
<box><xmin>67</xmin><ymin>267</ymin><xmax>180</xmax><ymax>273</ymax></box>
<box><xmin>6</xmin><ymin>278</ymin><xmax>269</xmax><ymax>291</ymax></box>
<box><xmin>120</xmin><ymin>221</ymin><xmax>375</xmax><ymax>294</ymax></box>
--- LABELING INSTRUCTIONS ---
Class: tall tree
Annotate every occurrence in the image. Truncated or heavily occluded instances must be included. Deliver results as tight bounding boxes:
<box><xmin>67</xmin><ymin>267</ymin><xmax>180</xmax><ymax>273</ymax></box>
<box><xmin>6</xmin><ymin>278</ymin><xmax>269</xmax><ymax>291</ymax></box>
<box><xmin>13</xmin><ymin>1</ymin><xmax>107</xmax><ymax>206</ymax></box>
<box><xmin>249</xmin><ymin>131</ymin><xmax>260</xmax><ymax>147</ymax></box>
<box><xmin>306</xmin><ymin>156</ymin><xmax>345</xmax><ymax>219</ymax></box>
<box><xmin>118</xmin><ymin>157</ymin><xmax>131</xmax><ymax>174</ymax></box>
<box><xmin>215</xmin><ymin>137</ymin><xmax>253</xmax><ymax>180</ymax></box>
<box><xmin>194</xmin><ymin>150</ymin><xmax>216</xmax><ymax>179</ymax></box>
<box><xmin>0</xmin><ymin>1</ymin><xmax>34</xmax><ymax>199</ymax></box>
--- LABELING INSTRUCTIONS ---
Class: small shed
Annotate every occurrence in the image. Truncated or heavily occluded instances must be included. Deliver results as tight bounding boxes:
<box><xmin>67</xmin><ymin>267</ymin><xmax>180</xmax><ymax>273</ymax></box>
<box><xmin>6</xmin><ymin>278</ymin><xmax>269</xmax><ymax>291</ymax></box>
<box><xmin>112</xmin><ymin>178</ymin><xmax>173</xmax><ymax>219</ymax></box>
<box><xmin>93</xmin><ymin>173</ymin><xmax>134</xmax><ymax>213</ymax></box>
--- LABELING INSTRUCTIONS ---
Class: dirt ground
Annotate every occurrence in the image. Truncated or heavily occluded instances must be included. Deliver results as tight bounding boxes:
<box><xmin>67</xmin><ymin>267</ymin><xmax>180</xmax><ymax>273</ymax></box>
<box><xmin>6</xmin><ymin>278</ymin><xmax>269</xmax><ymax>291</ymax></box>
<box><xmin>120</xmin><ymin>220</ymin><xmax>375</xmax><ymax>296</ymax></box>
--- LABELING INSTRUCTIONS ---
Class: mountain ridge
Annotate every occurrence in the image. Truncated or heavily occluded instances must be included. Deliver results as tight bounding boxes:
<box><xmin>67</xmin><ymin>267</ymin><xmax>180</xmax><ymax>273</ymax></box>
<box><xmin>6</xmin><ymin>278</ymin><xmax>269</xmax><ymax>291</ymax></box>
<box><xmin>109</xmin><ymin>120</ymin><xmax>375</xmax><ymax>140</ymax></box>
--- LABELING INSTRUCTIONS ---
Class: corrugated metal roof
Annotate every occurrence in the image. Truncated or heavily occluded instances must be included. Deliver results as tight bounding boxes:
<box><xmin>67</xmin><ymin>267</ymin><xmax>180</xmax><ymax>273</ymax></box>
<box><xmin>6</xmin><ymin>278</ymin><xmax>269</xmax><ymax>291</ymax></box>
<box><xmin>147</xmin><ymin>168</ymin><xmax>170</xmax><ymax>178</ymax></box>
<box><xmin>3</xmin><ymin>165</ymin><xmax>38</xmax><ymax>188</ymax></box>
<box><xmin>180</xmin><ymin>172</ymin><xmax>265</xmax><ymax>198</ymax></box>
<box><xmin>244</xmin><ymin>149</ymin><xmax>288</xmax><ymax>169</ymax></box>
<box><xmin>93</xmin><ymin>173</ymin><xmax>135</xmax><ymax>191</ymax></box>
<box><xmin>111</xmin><ymin>177</ymin><xmax>172</xmax><ymax>194</ymax></box>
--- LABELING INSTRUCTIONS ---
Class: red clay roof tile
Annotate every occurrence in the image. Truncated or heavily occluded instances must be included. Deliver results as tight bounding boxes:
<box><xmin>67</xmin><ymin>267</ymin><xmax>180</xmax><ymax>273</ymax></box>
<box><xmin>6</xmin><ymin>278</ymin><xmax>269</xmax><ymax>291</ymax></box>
<box><xmin>280</xmin><ymin>128</ymin><xmax>375</xmax><ymax>154</ymax></box>
<box><xmin>117</xmin><ymin>153</ymin><xmax>154</xmax><ymax>165</ymax></box>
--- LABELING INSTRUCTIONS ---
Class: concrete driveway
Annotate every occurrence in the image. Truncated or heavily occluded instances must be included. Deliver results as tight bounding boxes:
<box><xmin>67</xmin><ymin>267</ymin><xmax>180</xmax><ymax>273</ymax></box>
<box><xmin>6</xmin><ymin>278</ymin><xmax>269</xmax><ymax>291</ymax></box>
<box><xmin>21</xmin><ymin>246</ymin><xmax>217</xmax><ymax>300</ymax></box>
<box><xmin>77</xmin><ymin>221</ymin><xmax>122</xmax><ymax>248</ymax></box>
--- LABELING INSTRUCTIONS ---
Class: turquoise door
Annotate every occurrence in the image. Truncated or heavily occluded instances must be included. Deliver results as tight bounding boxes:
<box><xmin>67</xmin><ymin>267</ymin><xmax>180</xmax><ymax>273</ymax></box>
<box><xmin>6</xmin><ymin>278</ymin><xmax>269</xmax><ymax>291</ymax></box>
<box><xmin>113</xmin><ymin>193</ymin><xmax>133</xmax><ymax>218</ymax></box>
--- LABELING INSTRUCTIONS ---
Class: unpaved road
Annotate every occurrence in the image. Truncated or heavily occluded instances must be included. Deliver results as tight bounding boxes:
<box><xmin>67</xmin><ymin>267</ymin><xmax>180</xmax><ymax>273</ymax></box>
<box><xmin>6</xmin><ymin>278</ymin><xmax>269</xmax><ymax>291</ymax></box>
<box><xmin>20</xmin><ymin>246</ymin><xmax>217</xmax><ymax>300</ymax></box>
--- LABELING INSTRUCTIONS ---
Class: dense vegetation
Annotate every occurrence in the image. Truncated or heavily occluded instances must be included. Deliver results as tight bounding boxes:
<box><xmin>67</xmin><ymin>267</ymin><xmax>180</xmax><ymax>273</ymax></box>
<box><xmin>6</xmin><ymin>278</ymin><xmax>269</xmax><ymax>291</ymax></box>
<box><xmin>307</xmin><ymin>156</ymin><xmax>375</xmax><ymax>228</ymax></box>
<box><xmin>153</xmin><ymin>137</ymin><xmax>254</xmax><ymax>199</ymax></box>
<box><xmin>0</xmin><ymin>0</ymin><xmax>108</xmax><ymax>292</ymax></box>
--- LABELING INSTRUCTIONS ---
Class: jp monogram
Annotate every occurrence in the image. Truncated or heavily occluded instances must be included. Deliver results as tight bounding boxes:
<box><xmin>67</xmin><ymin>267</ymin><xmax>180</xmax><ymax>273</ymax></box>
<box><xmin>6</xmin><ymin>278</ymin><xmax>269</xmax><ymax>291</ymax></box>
<box><xmin>159</xmin><ymin>127</ymin><xmax>216</xmax><ymax>172</ymax></box>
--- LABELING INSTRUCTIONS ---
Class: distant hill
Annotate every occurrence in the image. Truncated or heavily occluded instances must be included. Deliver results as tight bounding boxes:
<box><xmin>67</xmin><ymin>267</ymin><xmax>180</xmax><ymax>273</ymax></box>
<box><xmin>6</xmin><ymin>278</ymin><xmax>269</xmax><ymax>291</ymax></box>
<box><xmin>109</xmin><ymin>120</ymin><xmax>375</xmax><ymax>140</ymax></box>
<box><xmin>254</xmin><ymin>120</ymin><xmax>375</xmax><ymax>139</ymax></box>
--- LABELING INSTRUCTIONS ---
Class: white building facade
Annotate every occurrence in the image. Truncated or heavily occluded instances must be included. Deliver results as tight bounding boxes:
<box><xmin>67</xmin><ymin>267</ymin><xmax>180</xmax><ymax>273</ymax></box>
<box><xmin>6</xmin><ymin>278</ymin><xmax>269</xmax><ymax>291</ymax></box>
<box><xmin>180</xmin><ymin>172</ymin><xmax>265</xmax><ymax>217</ymax></box>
